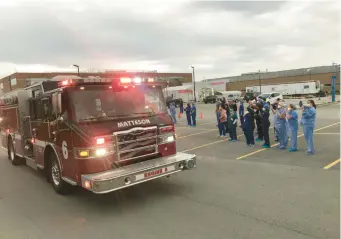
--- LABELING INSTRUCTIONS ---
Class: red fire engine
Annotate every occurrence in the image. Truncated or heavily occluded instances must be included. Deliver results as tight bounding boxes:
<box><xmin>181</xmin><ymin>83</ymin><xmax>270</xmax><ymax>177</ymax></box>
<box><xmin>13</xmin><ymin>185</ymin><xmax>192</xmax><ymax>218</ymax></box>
<box><xmin>0</xmin><ymin>75</ymin><xmax>196</xmax><ymax>195</ymax></box>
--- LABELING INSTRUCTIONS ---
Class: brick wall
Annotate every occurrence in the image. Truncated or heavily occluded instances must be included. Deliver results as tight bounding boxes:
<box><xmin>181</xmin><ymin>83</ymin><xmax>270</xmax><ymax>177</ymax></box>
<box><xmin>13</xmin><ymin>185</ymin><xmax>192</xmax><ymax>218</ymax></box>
<box><xmin>226</xmin><ymin>72</ymin><xmax>340</xmax><ymax>92</ymax></box>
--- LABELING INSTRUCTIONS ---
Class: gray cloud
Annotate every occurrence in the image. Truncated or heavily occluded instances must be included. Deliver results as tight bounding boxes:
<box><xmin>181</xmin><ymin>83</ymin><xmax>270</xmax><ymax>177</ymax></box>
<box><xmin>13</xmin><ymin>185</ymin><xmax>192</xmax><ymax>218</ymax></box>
<box><xmin>189</xmin><ymin>1</ymin><xmax>287</xmax><ymax>15</ymax></box>
<box><xmin>0</xmin><ymin>0</ymin><xmax>339</xmax><ymax>80</ymax></box>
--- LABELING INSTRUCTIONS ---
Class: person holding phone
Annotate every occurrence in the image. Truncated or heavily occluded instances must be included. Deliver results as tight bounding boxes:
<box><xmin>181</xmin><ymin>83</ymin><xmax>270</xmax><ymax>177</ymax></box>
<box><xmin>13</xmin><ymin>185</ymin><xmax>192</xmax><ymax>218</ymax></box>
<box><xmin>301</xmin><ymin>100</ymin><xmax>317</xmax><ymax>155</ymax></box>
<box><xmin>271</xmin><ymin>101</ymin><xmax>288</xmax><ymax>149</ymax></box>
<box><xmin>286</xmin><ymin>104</ymin><xmax>298</xmax><ymax>152</ymax></box>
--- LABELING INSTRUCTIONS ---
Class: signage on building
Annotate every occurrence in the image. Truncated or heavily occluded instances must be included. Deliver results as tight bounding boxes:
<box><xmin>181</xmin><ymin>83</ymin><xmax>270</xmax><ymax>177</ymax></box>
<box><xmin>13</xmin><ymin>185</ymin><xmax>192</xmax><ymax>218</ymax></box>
<box><xmin>210</xmin><ymin>82</ymin><xmax>225</xmax><ymax>85</ymax></box>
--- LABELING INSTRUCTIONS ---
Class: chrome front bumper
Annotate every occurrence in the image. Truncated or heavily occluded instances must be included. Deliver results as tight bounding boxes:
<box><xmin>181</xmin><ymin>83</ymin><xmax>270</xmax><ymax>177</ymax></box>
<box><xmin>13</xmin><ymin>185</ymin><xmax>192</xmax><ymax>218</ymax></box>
<box><xmin>81</xmin><ymin>152</ymin><xmax>196</xmax><ymax>194</ymax></box>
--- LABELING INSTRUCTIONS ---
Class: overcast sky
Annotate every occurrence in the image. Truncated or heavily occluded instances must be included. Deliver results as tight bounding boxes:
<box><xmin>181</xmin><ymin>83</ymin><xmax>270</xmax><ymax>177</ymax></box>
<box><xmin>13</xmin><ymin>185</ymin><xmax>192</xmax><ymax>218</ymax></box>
<box><xmin>0</xmin><ymin>0</ymin><xmax>340</xmax><ymax>80</ymax></box>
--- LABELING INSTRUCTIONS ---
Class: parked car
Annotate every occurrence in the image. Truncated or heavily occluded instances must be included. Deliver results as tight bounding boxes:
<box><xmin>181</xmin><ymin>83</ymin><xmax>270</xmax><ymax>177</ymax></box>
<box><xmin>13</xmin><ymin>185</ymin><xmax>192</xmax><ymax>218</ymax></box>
<box><xmin>243</xmin><ymin>92</ymin><xmax>260</xmax><ymax>101</ymax></box>
<box><xmin>258</xmin><ymin>92</ymin><xmax>283</xmax><ymax>104</ymax></box>
<box><xmin>165</xmin><ymin>96</ymin><xmax>183</xmax><ymax>108</ymax></box>
<box><xmin>203</xmin><ymin>95</ymin><xmax>218</xmax><ymax>104</ymax></box>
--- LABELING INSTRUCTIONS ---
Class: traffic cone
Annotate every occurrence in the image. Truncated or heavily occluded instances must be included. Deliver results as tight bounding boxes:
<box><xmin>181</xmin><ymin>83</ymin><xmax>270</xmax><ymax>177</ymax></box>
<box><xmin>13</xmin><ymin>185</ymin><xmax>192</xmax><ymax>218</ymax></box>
<box><xmin>200</xmin><ymin>112</ymin><xmax>203</xmax><ymax>119</ymax></box>
<box><xmin>178</xmin><ymin>112</ymin><xmax>181</xmax><ymax>118</ymax></box>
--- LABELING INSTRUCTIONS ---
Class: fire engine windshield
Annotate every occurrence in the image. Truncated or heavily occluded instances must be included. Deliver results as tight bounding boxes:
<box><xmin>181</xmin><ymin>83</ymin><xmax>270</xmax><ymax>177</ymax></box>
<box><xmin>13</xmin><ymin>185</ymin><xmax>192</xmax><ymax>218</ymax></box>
<box><xmin>70</xmin><ymin>85</ymin><xmax>167</xmax><ymax>121</ymax></box>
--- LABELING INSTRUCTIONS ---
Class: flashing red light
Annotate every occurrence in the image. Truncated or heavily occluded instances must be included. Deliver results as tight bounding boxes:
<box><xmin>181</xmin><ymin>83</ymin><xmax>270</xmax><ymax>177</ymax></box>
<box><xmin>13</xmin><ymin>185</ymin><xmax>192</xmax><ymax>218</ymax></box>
<box><xmin>124</xmin><ymin>86</ymin><xmax>128</xmax><ymax>89</ymax></box>
<box><xmin>61</xmin><ymin>80</ymin><xmax>69</xmax><ymax>86</ymax></box>
<box><xmin>120</xmin><ymin>78</ymin><xmax>132</xmax><ymax>83</ymax></box>
<box><xmin>134</xmin><ymin>77</ymin><xmax>142</xmax><ymax>84</ymax></box>
<box><xmin>96</xmin><ymin>137</ymin><xmax>105</xmax><ymax>145</ymax></box>
<box><xmin>148</xmin><ymin>78</ymin><xmax>154</xmax><ymax>82</ymax></box>
<box><xmin>109</xmin><ymin>86</ymin><xmax>112</xmax><ymax>89</ymax></box>
<box><xmin>6</xmin><ymin>129</ymin><xmax>10</xmax><ymax>134</ymax></box>
<box><xmin>30</xmin><ymin>138</ymin><xmax>35</xmax><ymax>144</ymax></box>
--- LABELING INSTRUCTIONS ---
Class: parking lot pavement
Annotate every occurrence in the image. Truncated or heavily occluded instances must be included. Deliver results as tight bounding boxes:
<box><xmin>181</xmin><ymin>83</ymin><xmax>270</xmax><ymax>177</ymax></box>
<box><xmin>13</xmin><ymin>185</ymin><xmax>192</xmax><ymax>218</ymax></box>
<box><xmin>0</xmin><ymin>103</ymin><xmax>339</xmax><ymax>239</ymax></box>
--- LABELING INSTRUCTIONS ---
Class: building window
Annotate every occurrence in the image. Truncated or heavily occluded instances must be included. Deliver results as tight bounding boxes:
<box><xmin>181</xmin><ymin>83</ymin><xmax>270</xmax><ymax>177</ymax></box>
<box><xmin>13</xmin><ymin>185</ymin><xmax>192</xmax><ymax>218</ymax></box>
<box><xmin>0</xmin><ymin>83</ymin><xmax>3</xmax><ymax>89</ymax></box>
<box><xmin>304</xmin><ymin>85</ymin><xmax>309</xmax><ymax>89</ymax></box>
<box><xmin>11</xmin><ymin>78</ymin><xmax>17</xmax><ymax>86</ymax></box>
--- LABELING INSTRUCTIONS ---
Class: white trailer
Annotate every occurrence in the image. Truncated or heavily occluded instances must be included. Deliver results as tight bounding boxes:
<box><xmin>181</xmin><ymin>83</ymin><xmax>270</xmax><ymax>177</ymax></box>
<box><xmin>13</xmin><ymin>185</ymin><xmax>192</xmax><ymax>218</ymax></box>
<box><xmin>163</xmin><ymin>85</ymin><xmax>195</xmax><ymax>102</ymax></box>
<box><xmin>246</xmin><ymin>81</ymin><xmax>321</xmax><ymax>96</ymax></box>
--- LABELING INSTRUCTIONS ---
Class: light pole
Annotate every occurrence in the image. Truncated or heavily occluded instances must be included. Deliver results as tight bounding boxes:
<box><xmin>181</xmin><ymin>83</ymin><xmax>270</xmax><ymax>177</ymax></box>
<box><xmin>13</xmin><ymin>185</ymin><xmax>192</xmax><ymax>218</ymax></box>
<box><xmin>191</xmin><ymin>65</ymin><xmax>196</xmax><ymax>102</ymax></box>
<box><xmin>73</xmin><ymin>64</ymin><xmax>80</xmax><ymax>76</ymax></box>
<box><xmin>258</xmin><ymin>70</ymin><xmax>261</xmax><ymax>93</ymax></box>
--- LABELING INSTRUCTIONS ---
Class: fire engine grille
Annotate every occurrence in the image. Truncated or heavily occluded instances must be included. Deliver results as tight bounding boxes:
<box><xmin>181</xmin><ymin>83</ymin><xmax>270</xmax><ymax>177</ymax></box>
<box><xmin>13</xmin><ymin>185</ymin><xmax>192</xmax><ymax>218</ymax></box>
<box><xmin>114</xmin><ymin>126</ymin><xmax>158</xmax><ymax>161</ymax></box>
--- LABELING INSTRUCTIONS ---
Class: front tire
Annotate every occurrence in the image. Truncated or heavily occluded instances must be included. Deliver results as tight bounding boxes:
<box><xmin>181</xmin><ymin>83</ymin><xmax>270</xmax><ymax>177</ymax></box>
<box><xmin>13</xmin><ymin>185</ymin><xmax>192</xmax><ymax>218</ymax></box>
<box><xmin>8</xmin><ymin>140</ymin><xmax>22</xmax><ymax>165</ymax></box>
<box><xmin>49</xmin><ymin>153</ymin><xmax>74</xmax><ymax>195</ymax></box>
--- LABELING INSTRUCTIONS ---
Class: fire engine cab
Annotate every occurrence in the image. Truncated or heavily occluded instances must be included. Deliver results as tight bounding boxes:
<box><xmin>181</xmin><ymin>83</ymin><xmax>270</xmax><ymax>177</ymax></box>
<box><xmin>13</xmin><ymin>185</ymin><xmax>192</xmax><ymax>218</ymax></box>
<box><xmin>0</xmin><ymin>75</ymin><xmax>196</xmax><ymax>195</ymax></box>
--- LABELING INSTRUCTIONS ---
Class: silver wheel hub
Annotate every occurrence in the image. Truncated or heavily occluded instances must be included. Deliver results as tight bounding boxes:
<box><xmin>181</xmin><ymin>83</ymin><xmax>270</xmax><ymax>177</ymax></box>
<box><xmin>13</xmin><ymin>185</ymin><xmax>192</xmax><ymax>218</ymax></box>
<box><xmin>10</xmin><ymin>145</ymin><xmax>14</xmax><ymax>161</ymax></box>
<box><xmin>51</xmin><ymin>161</ymin><xmax>61</xmax><ymax>186</ymax></box>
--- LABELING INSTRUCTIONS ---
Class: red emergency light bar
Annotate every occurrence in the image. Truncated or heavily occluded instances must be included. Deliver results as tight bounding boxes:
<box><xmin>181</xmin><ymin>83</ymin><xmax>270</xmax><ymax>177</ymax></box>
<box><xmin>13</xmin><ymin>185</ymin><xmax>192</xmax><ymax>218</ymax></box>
<box><xmin>57</xmin><ymin>77</ymin><xmax>155</xmax><ymax>87</ymax></box>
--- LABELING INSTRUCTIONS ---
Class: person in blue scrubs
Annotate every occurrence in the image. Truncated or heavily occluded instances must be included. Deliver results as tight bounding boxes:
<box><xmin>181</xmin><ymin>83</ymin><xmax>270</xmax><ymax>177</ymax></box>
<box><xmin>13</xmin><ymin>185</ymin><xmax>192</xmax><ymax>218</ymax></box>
<box><xmin>190</xmin><ymin>103</ymin><xmax>197</xmax><ymax>127</ymax></box>
<box><xmin>169</xmin><ymin>102</ymin><xmax>177</xmax><ymax>124</ymax></box>
<box><xmin>301</xmin><ymin>100</ymin><xmax>317</xmax><ymax>155</ymax></box>
<box><xmin>271</xmin><ymin>101</ymin><xmax>288</xmax><ymax>149</ymax></box>
<box><xmin>184</xmin><ymin>103</ymin><xmax>192</xmax><ymax>126</ymax></box>
<box><xmin>286</xmin><ymin>104</ymin><xmax>298</xmax><ymax>152</ymax></box>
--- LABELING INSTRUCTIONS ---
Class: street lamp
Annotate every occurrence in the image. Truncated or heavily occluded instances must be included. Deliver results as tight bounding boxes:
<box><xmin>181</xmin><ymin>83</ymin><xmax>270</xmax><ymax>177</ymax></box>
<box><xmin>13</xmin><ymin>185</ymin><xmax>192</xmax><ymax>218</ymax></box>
<box><xmin>190</xmin><ymin>65</ymin><xmax>196</xmax><ymax>102</ymax></box>
<box><xmin>73</xmin><ymin>64</ymin><xmax>80</xmax><ymax>76</ymax></box>
<box><xmin>258</xmin><ymin>70</ymin><xmax>262</xmax><ymax>93</ymax></box>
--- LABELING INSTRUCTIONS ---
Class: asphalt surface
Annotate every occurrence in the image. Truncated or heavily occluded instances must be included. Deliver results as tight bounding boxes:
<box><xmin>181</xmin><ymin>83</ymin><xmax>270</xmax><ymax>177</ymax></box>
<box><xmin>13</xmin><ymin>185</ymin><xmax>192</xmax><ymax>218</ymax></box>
<box><xmin>0</xmin><ymin>103</ymin><xmax>340</xmax><ymax>239</ymax></box>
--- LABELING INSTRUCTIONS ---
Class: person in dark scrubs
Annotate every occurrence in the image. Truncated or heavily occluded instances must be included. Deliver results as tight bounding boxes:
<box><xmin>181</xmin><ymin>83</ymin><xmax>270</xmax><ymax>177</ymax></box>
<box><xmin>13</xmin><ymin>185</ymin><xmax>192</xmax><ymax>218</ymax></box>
<box><xmin>184</xmin><ymin>103</ymin><xmax>192</xmax><ymax>126</ymax></box>
<box><xmin>261</xmin><ymin>103</ymin><xmax>271</xmax><ymax>148</ymax></box>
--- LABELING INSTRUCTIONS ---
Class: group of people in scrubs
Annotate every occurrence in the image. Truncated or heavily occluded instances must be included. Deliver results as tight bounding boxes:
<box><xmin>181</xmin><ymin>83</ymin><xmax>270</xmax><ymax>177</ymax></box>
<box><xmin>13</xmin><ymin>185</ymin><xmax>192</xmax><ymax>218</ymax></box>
<box><xmin>215</xmin><ymin>96</ymin><xmax>317</xmax><ymax>155</ymax></box>
<box><xmin>215</xmin><ymin>99</ymin><xmax>238</xmax><ymax>141</ymax></box>
<box><xmin>169</xmin><ymin>96</ymin><xmax>317</xmax><ymax>155</ymax></box>
<box><xmin>266</xmin><ymin>98</ymin><xmax>316</xmax><ymax>154</ymax></box>
<box><xmin>170</xmin><ymin>102</ymin><xmax>197</xmax><ymax>127</ymax></box>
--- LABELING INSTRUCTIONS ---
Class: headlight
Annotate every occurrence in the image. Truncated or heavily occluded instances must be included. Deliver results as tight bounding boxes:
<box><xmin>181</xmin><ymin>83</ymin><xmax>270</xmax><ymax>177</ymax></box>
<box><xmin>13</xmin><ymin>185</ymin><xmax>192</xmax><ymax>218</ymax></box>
<box><xmin>158</xmin><ymin>133</ymin><xmax>175</xmax><ymax>145</ymax></box>
<box><xmin>95</xmin><ymin>148</ymin><xmax>107</xmax><ymax>156</ymax></box>
<box><xmin>166</xmin><ymin>135</ymin><xmax>174</xmax><ymax>142</ymax></box>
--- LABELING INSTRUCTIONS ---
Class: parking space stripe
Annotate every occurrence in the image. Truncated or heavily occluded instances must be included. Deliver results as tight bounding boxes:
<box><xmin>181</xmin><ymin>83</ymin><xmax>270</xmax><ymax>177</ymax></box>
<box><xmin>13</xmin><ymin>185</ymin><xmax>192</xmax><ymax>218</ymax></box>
<box><xmin>177</xmin><ymin>129</ymin><xmax>217</xmax><ymax>139</ymax></box>
<box><xmin>323</xmin><ymin>158</ymin><xmax>341</xmax><ymax>170</ymax></box>
<box><xmin>236</xmin><ymin>122</ymin><xmax>340</xmax><ymax>160</ymax></box>
<box><xmin>181</xmin><ymin>133</ymin><xmax>244</xmax><ymax>153</ymax></box>
<box><xmin>314</xmin><ymin>133</ymin><xmax>340</xmax><ymax>135</ymax></box>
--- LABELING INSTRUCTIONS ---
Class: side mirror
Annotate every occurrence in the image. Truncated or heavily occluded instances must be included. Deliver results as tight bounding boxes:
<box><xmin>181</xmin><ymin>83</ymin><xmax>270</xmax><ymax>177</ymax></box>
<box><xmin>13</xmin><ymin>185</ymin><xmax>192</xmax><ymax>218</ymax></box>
<box><xmin>52</xmin><ymin>93</ymin><xmax>62</xmax><ymax>115</ymax></box>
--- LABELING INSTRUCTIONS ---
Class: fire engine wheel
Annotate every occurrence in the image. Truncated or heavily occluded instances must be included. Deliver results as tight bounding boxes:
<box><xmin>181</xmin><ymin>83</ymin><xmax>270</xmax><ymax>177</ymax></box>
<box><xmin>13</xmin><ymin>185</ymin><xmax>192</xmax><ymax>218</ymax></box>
<box><xmin>8</xmin><ymin>140</ymin><xmax>21</xmax><ymax>166</ymax></box>
<box><xmin>49</xmin><ymin>153</ymin><xmax>73</xmax><ymax>195</ymax></box>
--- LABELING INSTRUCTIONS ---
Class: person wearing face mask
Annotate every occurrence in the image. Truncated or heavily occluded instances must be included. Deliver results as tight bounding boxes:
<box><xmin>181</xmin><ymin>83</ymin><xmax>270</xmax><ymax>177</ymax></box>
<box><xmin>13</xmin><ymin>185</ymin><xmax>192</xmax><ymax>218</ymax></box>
<box><xmin>271</xmin><ymin>101</ymin><xmax>288</xmax><ymax>149</ymax></box>
<box><xmin>301</xmin><ymin>100</ymin><xmax>317</xmax><ymax>155</ymax></box>
<box><xmin>169</xmin><ymin>102</ymin><xmax>177</xmax><ymax>124</ymax></box>
<box><xmin>190</xmin><ymin>103</ymin><xmax>197</xmax><ymax>127</ymax></box>
<box><xmin>184</xmin><ymin>103</ymin><xmax>192</xmax><ymax>126</ymax></box>
<box><xmin>261</xmin><ymin>103</ymin><xmax>271</xmax><ymax>148</ymax></box>
<box><xmin>255</xmin><ymin>102</ymin><xmax>264</xmax><ymax>142</ymax></box>
<box><xmin>239</xmin><ymin>100</ymin><xmax>245</xmax><ymax>128</ymax></box>
<box><xmin>286</xmin><ymin>104</ymin><xmax>298</xmax><ymax>152</ymax></box>
<box><xmin>242</xmin><ymin>110</ymin><xmax>255</xmax><ymax>147</ymax></box>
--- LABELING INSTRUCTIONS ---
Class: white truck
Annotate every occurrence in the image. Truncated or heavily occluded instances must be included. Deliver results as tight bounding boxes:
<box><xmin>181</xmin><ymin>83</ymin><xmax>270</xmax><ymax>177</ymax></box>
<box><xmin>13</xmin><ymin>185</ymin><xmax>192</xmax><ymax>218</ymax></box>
<box><xmin>246</xmin><ymin>80</ymin><xmax>322</xmax><ymax>96</ymax></box>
